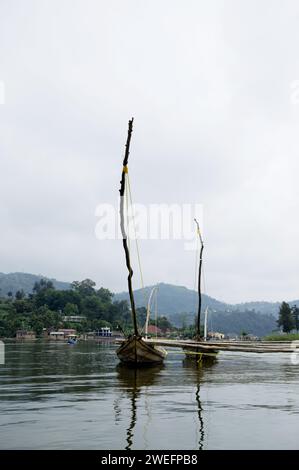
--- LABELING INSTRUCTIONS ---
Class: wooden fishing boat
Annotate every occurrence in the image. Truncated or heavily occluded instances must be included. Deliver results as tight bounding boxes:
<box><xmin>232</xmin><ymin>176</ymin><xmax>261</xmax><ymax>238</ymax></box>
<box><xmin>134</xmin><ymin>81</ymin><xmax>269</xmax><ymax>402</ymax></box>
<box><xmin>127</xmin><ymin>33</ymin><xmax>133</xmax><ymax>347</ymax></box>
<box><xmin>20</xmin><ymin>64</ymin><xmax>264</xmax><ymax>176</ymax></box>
<box><xmin>116</xmin><ymin>118</ymin><xmax>167</xmax><ymax>365</ymax></box>
<box><xmin>117</xmin><ymin>335</ymin><xmax>166</xmax><ymax>365</ymax></box>
<box><xmin>184</xmin><ymin>219</ymin><xmax>218</xmax><ymax>360</ymax></box>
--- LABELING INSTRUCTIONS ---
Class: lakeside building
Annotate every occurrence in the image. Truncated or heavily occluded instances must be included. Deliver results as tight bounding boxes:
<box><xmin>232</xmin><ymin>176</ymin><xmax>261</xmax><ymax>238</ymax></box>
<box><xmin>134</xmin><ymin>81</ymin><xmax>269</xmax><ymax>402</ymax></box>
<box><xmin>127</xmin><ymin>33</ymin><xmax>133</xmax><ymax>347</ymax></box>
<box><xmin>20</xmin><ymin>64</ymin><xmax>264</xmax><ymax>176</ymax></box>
<box><xmin>207</xmin><ymin>331</ymin><xmax>225</xmax><ymax>340</ymax></box>
<box><xmin>16</xmin><ymin>330</ymin><xmax>36</xmax><ymax>340</ymax></box>
<box><xmin>49</xmin><ymin>329</ymin><xmax>77</xmax><ymax>340</ymax></box>
<box><xmin>62</xmin><ymin>315</ymin><xmax>86</xmax><ymax>323</ymax></box>
<box><xmin>96</xmin><ymin>327</ymin><xmax>112</xmax><ymax>337</ymax></box>
<box><xmin>81</xmin><ymin>329</ymin><xmax>124</xmax><ymax>340</ymax></box>
<box><xmin>146</xmin><ymin>325</ymin><xmax>163</xmax><ymax>336</ymax></box>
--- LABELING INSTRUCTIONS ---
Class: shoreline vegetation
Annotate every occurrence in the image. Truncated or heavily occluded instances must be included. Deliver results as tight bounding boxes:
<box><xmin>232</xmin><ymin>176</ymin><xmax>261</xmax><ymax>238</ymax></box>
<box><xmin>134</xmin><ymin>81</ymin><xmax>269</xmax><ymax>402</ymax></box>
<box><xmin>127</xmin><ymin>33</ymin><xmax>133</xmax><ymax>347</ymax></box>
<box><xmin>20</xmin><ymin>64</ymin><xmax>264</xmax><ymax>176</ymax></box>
<box><xmin>3</xmin><ymin>332</ymin><xmax>299</xmax><ymax>342</ymax></box>
<box><xmin>265</xmin><ymin>301</ymin><xmax>299</xmax><ymax>340</ymax></box>
<box><xmin>0</xmin><ymin>278</ymin><xmax>177</xmax><ymax>340</ymax></box>
<box><xmin>263</xmin><ymin>333</ymin><xmax>299</xmax><ymax>342</ymax></box>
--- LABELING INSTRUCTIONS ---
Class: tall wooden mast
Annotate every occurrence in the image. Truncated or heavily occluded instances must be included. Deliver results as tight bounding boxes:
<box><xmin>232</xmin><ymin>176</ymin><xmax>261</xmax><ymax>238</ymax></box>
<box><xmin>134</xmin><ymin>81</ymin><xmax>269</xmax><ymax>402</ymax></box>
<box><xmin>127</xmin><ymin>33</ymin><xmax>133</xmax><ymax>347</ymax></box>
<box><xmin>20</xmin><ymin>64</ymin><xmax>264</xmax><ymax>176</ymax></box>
<box><xmin>194</xmin><ymin>218</ymin><xmax>204</xmax><ymax>338</ymax></box>
<box><xmin>119</xmin><ymin>118</ymin><xmax>138</xmax><ymax>336</ymax></box>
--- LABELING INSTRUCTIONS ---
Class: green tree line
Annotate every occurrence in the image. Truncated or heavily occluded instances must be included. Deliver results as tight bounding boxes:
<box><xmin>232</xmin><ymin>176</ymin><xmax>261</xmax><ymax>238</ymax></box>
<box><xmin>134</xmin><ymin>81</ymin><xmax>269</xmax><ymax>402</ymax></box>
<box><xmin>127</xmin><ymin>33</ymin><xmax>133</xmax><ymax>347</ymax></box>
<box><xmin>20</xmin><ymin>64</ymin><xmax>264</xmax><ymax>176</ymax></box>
<box><xmin>0</xmin><ymin>278</ymin><xmax>173</xmax><ymax>338</ymax></box>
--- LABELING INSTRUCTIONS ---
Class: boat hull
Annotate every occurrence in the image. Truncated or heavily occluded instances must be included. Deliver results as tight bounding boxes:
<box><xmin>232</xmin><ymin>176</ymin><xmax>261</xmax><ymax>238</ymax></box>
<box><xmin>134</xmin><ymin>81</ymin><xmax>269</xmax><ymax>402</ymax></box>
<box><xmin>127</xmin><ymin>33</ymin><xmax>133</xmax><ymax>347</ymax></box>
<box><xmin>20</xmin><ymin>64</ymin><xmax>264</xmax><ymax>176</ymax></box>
<box><xmin>183</xmin><ymin>345</ymin><xmax>218</xmax><ymax>362</ymax></box>
<box><xmin>117</xmin><ymin>336</ymin><xmax>167</xmax><ymax>365</ymax></box>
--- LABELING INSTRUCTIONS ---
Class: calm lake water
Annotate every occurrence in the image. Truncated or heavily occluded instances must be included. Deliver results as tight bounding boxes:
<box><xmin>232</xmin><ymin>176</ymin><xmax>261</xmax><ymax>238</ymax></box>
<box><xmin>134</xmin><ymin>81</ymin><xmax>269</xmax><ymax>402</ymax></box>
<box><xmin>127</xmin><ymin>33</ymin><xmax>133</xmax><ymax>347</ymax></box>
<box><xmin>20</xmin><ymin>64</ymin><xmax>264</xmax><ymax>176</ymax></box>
<box><xmin>0</xmin><ymin>340</ymin><xmax>298</xmax><ymax>450</ymax></box>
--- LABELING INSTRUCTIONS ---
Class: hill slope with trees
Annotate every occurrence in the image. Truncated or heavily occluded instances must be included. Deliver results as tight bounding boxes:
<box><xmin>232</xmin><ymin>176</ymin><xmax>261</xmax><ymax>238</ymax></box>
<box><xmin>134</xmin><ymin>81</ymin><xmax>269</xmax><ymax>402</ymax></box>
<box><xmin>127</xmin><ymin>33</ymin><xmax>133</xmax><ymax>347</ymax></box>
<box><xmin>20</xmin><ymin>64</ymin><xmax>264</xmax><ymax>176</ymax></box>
<box><xmin>0</xmin><ymin>272</ymin><xmax>70</xmax><ymax>297</ymax></box>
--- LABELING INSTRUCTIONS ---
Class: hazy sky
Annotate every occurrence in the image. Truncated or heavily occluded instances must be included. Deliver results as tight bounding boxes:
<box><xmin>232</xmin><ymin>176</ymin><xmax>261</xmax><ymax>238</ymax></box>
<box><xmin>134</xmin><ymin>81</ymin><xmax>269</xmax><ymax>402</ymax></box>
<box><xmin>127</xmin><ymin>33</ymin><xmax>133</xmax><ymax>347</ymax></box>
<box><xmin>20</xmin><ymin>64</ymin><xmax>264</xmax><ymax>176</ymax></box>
<box><xmin>1</xmin><ymin>0</ymin><xmax>299</xmax><ymax>303</ymax></box>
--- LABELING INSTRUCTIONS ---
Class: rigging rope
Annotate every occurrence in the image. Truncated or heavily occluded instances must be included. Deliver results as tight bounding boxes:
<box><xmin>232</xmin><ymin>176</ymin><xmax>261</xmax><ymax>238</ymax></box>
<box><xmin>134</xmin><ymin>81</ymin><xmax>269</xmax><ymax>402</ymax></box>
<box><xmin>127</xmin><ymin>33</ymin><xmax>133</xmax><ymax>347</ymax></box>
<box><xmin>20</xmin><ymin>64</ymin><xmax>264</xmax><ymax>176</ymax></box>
<box><xmin>125</xmin><ymin>173</ymin><xmax>131</xmax><ymax>254</ymax></box>
<box><xmin>202</xmin><ymin>260</ymin><xmax>207</xmax><ymax>295</ymax></box>
<box><xmin>154</xmin><ymin>289</ymin><xmax>158</xmax><ymax>339</ymax></box>
<box><xmin>126</xmin><ymin>171</ymin><xmax>144</xmax><ymax>290</ymax></box>
<box><xmin>194</xmin><ymin>234</ymin><xmax>200</xmax><ymax>314</ymax></box>
<box><xmin>123</xmin><ymin>168</ymin><xmax>146</xmax><ymax>333</ymax></box>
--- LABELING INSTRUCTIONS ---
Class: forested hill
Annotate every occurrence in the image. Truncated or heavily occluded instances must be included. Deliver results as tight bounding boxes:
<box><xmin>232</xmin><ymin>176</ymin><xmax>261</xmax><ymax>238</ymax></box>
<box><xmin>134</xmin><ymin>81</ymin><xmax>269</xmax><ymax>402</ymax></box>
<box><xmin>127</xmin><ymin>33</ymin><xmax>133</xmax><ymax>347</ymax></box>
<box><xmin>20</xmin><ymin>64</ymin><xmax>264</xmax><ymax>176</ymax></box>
<box><xmin>114</xmin><ymin>283</ymin><xmax>228</xmax><ymax>315</ymax></box>
<box><xmin>113</xmin><ymin>282</ymin><xmax>289</xmax><ymax>317</ymax></box>
<box><xmin>0</xmin><ymin>272</ymin><xmax>70</xmax><ymax>296</ymax></box>
<box><xmin>113</xmin><ymin>283</ymin><xmax>280</xmax><ymax>335</ymax></box>
<box><xmin>1</xmin><ymin>274</ymin><xmax>295</xmax><ymax>319</ymax></box>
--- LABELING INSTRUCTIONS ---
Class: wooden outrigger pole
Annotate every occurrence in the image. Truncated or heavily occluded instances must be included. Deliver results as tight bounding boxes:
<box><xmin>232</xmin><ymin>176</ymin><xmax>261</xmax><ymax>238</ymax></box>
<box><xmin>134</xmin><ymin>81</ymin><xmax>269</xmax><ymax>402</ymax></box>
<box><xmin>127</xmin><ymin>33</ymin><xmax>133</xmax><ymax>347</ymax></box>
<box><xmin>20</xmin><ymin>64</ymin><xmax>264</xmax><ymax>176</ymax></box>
<box><xmin>144</xmin><ymin>286</ymin><xmax>158</xmax><ymax>339</ymax></box>
<box><xmin>116</xmin><ymin>119</ymin><xmax>167</xmax><ymax>365</ymax></box>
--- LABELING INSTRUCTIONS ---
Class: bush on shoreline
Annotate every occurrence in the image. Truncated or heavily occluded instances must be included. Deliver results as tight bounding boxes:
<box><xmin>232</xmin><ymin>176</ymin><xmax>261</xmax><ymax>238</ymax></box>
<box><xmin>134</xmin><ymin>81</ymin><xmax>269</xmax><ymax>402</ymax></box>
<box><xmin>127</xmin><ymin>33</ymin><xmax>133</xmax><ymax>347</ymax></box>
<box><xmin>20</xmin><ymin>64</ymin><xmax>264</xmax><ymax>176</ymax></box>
<box><xmin>264</xmin><ymin>333</ymin><xmax>299</xmax><ymax>341</ymax></box>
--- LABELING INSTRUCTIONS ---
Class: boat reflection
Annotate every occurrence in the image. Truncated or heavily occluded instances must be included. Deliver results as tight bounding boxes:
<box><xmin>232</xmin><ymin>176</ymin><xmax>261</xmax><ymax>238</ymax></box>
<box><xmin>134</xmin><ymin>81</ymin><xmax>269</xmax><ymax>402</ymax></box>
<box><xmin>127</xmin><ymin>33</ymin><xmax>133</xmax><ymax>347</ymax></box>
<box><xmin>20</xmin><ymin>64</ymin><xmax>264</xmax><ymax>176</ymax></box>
<box><xmin>116</xmin><ymin>358</ymin><xmax>217</xmax><ymax>450</ymax></box>
<box><xmin>182</xmin><ymin>358</ymin><xmax>217</xmax><ymax>450</ymax></box>
<box><xmin>116</xmin><ymin>364</ymin><xmax>164</xmax><ymax>450</ymax></box>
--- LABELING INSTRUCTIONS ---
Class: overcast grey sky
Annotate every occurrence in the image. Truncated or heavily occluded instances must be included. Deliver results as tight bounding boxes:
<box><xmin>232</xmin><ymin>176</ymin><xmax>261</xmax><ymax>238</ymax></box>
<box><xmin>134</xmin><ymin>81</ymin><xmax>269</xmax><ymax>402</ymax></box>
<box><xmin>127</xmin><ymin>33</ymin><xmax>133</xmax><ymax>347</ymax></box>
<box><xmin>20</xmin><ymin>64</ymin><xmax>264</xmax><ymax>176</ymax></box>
<box><xmin>1</xmin><ymin>0</ymin><xmax>299</xmax><ymax>303</ymax></box>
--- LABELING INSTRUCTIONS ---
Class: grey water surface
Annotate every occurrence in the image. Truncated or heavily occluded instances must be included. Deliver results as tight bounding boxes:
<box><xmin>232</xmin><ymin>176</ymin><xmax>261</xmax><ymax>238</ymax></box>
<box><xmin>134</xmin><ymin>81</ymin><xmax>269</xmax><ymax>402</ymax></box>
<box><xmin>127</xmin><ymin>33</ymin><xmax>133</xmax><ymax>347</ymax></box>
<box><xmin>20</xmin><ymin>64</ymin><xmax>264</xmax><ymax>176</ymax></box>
<box><xmin>0</xmin><ymin>340</ymin><xmax>298</xmax><ymax>449</ymax></box>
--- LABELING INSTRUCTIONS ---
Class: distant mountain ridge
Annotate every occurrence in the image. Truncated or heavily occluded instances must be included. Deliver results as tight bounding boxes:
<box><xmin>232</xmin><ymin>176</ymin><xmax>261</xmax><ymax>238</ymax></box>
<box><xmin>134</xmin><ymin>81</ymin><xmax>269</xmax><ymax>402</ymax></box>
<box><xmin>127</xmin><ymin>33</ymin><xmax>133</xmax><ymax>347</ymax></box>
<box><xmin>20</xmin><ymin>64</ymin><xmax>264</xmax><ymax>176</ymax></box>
<box><xmin>113</xmin><ymin>282</ymin><xmax>292</xmax><ymax>318</ymax></box>
<box><xmin>0</xmin><ymin>272</ymin><xmax>70</xmax><ymax>296</ymax></box>
<box><xmin>1</xmin><ymin>273</ymin><xmax>295</xmax><ymax>315</ymax></box>
<box><xmin>113</xmin><ymin>282</ymin><xmax>296</xmax><ymax>336</ymax></box>
<box><xmin>114</xmin><ymin>282</ymin><xmax>229</xmax><ymax>314</ymax></box>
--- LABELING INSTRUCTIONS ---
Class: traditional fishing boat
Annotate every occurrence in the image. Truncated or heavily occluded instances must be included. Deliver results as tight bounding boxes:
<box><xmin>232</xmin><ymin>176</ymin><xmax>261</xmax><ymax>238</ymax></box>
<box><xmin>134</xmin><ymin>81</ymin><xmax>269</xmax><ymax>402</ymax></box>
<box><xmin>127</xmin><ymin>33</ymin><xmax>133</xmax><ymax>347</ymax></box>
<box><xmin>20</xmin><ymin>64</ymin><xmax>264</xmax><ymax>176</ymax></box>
<box><xmin>116</xmin><ymin>119</ymin><xmax>167</xmax><ymax>365</ymax></box>
<box><xmin>184</xmin><ymin>219</ymin><xmax>218</xmax><ymax>361</ymax></box>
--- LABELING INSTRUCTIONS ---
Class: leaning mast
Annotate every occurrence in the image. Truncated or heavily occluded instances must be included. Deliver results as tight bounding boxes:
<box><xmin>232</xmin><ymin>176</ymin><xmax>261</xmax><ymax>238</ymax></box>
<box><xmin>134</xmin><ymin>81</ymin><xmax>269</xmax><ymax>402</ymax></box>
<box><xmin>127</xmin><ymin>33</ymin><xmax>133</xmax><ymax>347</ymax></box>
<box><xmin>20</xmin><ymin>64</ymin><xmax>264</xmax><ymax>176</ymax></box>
<box><xmin>119</xmin><ymin>118</ymin><xmax>138</xmax><ymax>336</ymax></box>
<box><xmin>194</xmin><ymin>218</ymin><xmax>204</xmax><ymax>338</ymax></box>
